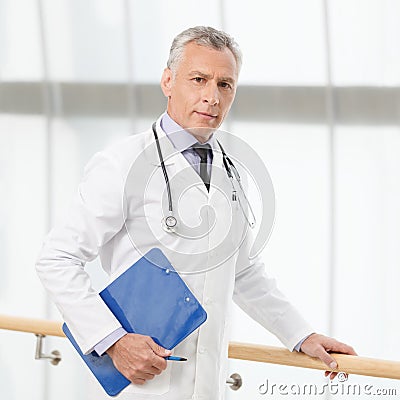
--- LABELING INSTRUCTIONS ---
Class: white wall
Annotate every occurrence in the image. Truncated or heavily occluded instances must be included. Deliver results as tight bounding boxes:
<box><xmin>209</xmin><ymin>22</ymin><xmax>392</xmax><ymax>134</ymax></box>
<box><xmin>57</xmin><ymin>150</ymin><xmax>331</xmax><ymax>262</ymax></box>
<box><xmin>1</xmin><ymin>1</ymin><xmax>399</xmax><ymax>399</ymax></box>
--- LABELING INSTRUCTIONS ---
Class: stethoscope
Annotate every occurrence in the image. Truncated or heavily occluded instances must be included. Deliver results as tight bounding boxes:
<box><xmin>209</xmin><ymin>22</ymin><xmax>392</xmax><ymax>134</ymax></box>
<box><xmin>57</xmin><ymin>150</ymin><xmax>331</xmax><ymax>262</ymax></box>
<box><xmin>152</xmin><ymin>123</ymin><xmax>256</xmax><ymax>233</ymax></box>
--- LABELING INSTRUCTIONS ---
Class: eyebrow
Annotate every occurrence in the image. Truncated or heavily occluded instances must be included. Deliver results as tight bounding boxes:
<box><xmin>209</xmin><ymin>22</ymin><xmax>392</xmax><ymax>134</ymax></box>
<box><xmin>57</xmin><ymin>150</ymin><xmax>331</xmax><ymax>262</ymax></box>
<box><xmin>189</xmin><ymin>71</ymin><xmax>236</xmax><ymax>85</ymax></box>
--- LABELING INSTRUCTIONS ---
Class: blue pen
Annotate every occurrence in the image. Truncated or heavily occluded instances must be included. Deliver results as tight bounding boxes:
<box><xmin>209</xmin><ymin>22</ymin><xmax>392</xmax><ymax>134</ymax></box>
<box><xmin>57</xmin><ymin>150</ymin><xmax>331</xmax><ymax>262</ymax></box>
<box><xmin>165</xmin><ymin>356</ymin><xmax>187</xmax><ymax>361</ymax></box>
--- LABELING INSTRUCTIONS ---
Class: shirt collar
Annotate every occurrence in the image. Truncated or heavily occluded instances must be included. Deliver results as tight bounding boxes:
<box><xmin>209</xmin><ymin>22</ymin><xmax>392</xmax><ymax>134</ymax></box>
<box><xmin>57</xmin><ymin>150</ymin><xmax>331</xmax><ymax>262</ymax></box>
<box><xmin>160</xmin><ymin>112</ymin><xmax>217</xmax><ymax>153</ymax></box>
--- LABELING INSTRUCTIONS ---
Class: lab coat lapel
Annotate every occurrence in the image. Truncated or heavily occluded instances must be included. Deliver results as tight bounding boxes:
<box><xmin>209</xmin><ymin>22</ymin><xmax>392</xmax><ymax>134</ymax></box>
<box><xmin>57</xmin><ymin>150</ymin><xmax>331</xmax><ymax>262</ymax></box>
<box><xmin>168</xmin><ymin>151</ymin><xmax>209</xmax><ymax>199</ymax></box>
<box><xmin>144</xmin><ymin>125</ymin><xmax>208</xmax><ymax>226</ymax></box>
<box><xmin>209</xmin><ymin>138</ymin><xmax>232</xmax><ymax>201</ymax></box>
<box><xmin>145</xmin><ymin>125</ymin><xmax>176</xmax><ymax>168</ymax></box>
<box><xmin>145</xmin><ymin>123</ymin><xmax>231</xmax><ymax>200</ymax></box>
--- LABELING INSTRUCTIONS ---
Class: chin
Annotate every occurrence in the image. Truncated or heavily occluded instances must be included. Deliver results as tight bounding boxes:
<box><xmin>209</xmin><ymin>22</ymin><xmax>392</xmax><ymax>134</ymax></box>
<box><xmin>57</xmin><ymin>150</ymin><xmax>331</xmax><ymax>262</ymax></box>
<box><xmin>187</xmin><ymin>126</ymin><xmax>216</xmax><ymax>141</ymax></box>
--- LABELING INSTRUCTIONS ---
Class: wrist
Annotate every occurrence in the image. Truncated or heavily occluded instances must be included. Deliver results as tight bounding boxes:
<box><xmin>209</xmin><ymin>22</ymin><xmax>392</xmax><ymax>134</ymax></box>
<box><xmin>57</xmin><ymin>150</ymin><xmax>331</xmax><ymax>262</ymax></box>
<box><xmin>106</xmin><ymin>337</ymin><xmax>122</xmax><ymax>357</ymax></box>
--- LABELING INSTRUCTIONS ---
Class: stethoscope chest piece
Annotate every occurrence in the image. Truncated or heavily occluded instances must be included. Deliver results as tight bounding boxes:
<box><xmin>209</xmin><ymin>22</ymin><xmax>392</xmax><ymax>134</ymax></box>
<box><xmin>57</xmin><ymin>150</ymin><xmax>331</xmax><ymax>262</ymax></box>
<box><xmin>162</xmin><ymin>214</ymin><xmax>178</xmax><ymax>233</ymax></box>
<box><xmin>153</xmin><ymin>122</ymin><xmax>256</xmax><ymax>233</ymax></box>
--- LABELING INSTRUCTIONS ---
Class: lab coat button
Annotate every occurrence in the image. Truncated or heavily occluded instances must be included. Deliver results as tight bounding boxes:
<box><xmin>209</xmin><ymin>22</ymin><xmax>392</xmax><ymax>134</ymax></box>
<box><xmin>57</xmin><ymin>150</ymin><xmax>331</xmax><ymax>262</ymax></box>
<box><xmin>198</xmin><ymin>346</ymin><xmax>206</xmax><ymax>354</ymax></box>
<box><xmin>204</xmin><ymin>297</ymin><xmax>212</xmax><ymax>305</ymax></box>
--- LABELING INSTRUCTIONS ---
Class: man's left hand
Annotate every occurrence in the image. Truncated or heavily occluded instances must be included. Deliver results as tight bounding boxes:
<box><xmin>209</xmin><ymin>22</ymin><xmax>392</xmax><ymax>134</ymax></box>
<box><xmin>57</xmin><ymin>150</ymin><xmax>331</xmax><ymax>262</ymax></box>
<box><xmin>300</xmin><ymin>333</ymin><xmax>357</xmax><ymax>379</ymax></box>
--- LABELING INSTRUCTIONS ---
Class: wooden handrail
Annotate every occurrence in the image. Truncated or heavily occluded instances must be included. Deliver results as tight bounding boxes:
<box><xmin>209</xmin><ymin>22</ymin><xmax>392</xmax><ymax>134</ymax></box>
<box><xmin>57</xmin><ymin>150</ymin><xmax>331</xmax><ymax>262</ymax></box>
<box><xmin>1</xmin><ymin>314</ymin><xmax>400</xmax><ymax>380</ymax></box>
<box><xmin>228</xmin><ymin>342</ymin><xmax>400</xmax><ymax>380</ymax></box>
<box><xmin>0</xmin><ymin>314</ymin><xmax>64</xmax><ymax>337</ymax></box>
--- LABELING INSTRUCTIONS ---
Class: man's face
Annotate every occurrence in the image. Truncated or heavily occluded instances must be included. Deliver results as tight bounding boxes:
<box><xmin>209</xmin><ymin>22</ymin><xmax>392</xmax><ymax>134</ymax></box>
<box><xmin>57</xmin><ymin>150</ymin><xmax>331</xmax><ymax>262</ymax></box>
<box><xmin>161</xmin><ymin>42</ymin><xmax>238</xmax><ymax>141</ymax></box>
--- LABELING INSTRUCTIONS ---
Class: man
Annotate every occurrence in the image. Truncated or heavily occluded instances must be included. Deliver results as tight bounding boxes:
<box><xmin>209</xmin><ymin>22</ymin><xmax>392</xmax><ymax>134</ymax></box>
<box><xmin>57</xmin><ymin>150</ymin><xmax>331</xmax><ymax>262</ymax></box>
<box><xmin>36</xmin><ymin>26</ymin><xmax>355</xmax><ymax>399</ymax></box>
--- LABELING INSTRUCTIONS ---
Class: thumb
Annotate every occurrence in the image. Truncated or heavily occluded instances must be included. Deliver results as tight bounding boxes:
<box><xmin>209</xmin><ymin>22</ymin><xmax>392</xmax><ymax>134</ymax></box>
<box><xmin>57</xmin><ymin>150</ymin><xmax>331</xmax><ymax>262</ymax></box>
<box><xmin>148</xmin><ymin>339</ymin><xmax>172</xmax><ymax>357</ymax></box>
<box><xmin>317</xmin><ymin>347</ymin><xmax>338</xmax><ymax>370</ymax></box>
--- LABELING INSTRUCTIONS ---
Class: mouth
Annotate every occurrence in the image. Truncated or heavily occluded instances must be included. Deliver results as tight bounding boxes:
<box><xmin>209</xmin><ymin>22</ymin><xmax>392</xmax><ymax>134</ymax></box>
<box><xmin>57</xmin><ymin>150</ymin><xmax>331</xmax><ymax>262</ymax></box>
<box><xmin>195</xmin><ymin>111</ymin><xmax>218</xmax><ymax>120</ymax></box>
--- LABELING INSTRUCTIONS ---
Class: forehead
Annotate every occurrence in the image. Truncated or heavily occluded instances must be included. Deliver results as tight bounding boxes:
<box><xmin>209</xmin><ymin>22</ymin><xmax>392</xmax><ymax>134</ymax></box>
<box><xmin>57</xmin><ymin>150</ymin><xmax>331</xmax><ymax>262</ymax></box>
<box><xmin>178</xmin><ymin>42</ymin><xmax>238</xmax><ymax>79</ymax></box>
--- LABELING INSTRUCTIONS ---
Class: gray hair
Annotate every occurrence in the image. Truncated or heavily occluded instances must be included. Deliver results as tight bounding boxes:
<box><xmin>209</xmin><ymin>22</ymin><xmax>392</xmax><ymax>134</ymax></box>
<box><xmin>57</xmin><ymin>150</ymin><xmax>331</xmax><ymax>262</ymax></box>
<box><xmin>167</xmin><ymin>26</ymin><xmax>242</xmax><ymax>74</ymax></box>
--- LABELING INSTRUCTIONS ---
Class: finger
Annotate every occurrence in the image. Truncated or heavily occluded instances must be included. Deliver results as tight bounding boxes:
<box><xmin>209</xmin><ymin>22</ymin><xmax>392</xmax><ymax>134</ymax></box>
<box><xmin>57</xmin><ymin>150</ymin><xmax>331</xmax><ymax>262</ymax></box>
<box><xmin>145</xmin><ymin>340</ymin><xmax>169</xmax><ymax>371</ymax></box>
<box><xmin>326</xmin><ymin>339</ymin><xmax>356</xmax><ymax>355</ymax></box>
<box><xmin>151</xmin><ymin>354</ymin><xmax>168</xmax><ymax>371</ymax></box>
<box><xmin>335</xmin><ymin>342</ymin><xmax>357</xmax><ymax>356</ymax></box>
<box><xmin>131</xmin><ymin>378</ymin><xmax>146</xmax><ymax>385</ymax></box>
<box><xmin>140</xmin><ymin>363</ymin><xmax>164</xmax><ymax>375</ymax></box>
<box><xmin>139</xmin><ymin>354</ymin><xmax>166</xmax><ymax>374</ymax></box>
<box><xmin>324</xmin><ymin>370</ymin><xmax>338</xmax><ymax>379</ymax></box>
<box><xmin>133</xmin><ymin>371</ymin><xmax>156</xmax><ymax>381</ymax></box>
<box><xmin>146</xmin><ymin>365</ymin><xmax>163</xmax><ymax>375</ymax></box>
<box><xmin>315</xmin><ymin>346</ymin><xmax>338</xmax><ymax>370</ymax></box>
<box><xmin>146</xmin><ymin>338</ymin><xmax>171</xmax><ymax>358</ymax></box>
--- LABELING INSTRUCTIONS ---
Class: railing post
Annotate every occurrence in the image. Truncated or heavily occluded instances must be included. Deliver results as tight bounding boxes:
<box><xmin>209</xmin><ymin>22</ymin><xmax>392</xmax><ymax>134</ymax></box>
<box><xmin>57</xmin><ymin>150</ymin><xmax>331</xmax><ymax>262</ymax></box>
<box><xmin>34</xmin><ymin>334</ymin><xmax>62</xmax><ymax>366</ymax></box>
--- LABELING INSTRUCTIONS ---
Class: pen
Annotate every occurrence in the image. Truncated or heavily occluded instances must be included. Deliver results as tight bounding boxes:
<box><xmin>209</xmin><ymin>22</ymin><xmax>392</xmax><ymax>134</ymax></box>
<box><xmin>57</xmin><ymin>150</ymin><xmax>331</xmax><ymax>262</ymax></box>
<box><xmin>165</xmin><ymin>356</ymin><xmax>187</xmax><ymax>361</ymax></box>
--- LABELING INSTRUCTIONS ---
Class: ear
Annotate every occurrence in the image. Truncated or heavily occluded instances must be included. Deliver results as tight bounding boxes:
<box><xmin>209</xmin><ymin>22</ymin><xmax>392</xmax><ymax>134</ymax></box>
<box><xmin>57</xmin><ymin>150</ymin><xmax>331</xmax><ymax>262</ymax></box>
<box><xmin>160</xmin><ymin>68</ymin><xmax>173</xmax><ymax>98</ymax></box>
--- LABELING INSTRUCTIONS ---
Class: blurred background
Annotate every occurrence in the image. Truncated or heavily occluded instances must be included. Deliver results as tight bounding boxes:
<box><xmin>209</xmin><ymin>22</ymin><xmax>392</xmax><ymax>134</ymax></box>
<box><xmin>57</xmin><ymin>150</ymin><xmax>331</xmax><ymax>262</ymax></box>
<box><xmin>1</xmin><ymin>0</ymin><xmax>399</xmax><ymax>399</ymax></box>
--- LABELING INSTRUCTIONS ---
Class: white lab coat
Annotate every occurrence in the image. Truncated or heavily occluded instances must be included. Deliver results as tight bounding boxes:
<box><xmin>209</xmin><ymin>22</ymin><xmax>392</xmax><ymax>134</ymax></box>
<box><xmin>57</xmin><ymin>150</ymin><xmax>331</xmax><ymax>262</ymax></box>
<box><xmin>36</xmin><ymin>116</ymin><xmax>313</xmax><ymax>400</ymax></box>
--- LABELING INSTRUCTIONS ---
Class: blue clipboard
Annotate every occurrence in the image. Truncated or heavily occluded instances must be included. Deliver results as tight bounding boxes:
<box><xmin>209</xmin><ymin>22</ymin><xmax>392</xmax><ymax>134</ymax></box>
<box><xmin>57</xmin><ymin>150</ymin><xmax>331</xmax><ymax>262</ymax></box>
<box><xmin>63</xmin><ymin>248</ymin><xmax>207</xmax><ymax>396</ymax></box>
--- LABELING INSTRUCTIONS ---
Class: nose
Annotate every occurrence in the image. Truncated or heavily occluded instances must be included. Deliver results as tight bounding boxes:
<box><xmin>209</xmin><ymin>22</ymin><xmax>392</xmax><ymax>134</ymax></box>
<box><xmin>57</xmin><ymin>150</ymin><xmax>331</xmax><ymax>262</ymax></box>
<box><xmin>202</xmin><ymin>82</ymin><xmax>219</xmax><ymax>106</ymax></box>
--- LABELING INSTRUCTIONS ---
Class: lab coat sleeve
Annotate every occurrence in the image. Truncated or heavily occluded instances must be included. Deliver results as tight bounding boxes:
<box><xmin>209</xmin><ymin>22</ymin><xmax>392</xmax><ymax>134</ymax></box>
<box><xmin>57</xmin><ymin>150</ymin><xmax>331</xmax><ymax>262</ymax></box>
<box><xmin>36</xmin><ymin>151</ymin><xmax>126</xmax><ymax>354</ymax></box>
<box><xmin>233</xmin><ymin>233</ymin><xmax>314</xmax><ymax>351</ymax></box>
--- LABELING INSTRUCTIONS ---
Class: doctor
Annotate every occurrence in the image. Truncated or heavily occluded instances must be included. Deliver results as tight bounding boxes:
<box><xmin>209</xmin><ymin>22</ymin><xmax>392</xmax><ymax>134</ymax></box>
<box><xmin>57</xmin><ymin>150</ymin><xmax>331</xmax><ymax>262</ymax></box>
<box><xmin>36</xmin><ymin>26</ymin><xmax>355</xmax><ymax>399</ymax></box>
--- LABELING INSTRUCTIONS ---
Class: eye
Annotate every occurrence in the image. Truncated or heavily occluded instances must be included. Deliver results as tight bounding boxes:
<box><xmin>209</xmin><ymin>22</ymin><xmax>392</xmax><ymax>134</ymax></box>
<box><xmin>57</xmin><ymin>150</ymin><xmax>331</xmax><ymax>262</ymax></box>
<box><xmin>193</xmin><ymin>77</ymin><xmax>205</xmax><ymax>83</ymax></box>
<box><xmin>219</xmin><ymin>81</ymin><xmax>233</xmax><ymax>90</ymax></box>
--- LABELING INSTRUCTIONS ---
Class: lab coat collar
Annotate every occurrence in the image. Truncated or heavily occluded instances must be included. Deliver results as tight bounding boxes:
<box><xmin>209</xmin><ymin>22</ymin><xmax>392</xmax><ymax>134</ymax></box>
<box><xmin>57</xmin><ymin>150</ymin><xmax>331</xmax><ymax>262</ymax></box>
<box><xmin>160</xmin><ymin>112</ymin><xmax>218</xmax><ymax>153</ymax></box>
<box><xmin>146</xmin><ymin>115</ymin><xmax>228</xmax><ymax>198</ymax></box>
<box><xmin>146</xmin><ymin>114</ymin><xmax>220</xmax><ymax>165</ymax></box>
<box><xmin>146</xmin><ymin>116</ymin><xmax>177</xmax><ymax>167</ymax></box>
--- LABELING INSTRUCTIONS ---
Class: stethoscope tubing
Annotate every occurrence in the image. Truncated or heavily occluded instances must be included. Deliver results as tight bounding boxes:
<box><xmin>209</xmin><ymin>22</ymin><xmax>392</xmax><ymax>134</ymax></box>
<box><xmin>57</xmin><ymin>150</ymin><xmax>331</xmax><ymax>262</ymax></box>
<box><xmin>152</xmin><ymin>122</ymin><xmax>256</xmax><ymax>231</ymax></box>
<box><xmin>152</xmin><ymin>123</ymin><xmax>174</xmax><ymax>215</ymax></box>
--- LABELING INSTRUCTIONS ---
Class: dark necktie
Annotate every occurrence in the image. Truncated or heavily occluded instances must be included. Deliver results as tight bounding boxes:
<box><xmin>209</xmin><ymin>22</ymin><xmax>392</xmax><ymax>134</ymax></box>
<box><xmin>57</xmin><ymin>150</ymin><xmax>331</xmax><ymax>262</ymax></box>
<box><xmin>192</xmin><ymin>144</ymin><xmax>211</xmax><ymax>191</ymax></box>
